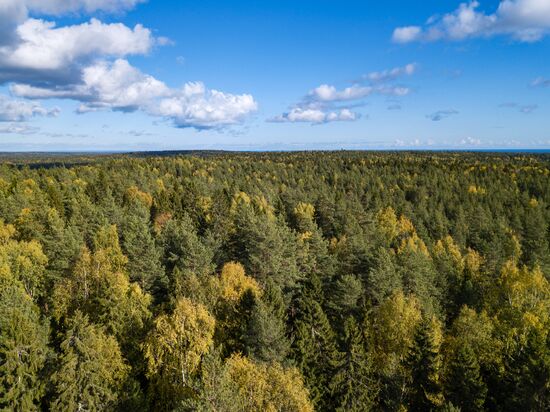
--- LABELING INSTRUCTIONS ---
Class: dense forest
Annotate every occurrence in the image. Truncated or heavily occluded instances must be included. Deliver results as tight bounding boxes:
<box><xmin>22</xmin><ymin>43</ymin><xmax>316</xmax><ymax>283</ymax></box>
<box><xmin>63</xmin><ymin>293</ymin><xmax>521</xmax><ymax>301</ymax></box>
<box><xmin>0</xmin><ymin>151</ymin><xmax>549</xmax><ymax>411</ymax></box>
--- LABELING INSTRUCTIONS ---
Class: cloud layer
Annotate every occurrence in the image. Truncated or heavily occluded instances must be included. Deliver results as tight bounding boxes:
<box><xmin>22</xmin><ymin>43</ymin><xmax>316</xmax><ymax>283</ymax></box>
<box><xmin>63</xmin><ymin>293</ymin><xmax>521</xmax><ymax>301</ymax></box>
<box><xmin>393</xmin><ymin>0</ymin><xmax>550</xmax><ymax>43</ymax></box>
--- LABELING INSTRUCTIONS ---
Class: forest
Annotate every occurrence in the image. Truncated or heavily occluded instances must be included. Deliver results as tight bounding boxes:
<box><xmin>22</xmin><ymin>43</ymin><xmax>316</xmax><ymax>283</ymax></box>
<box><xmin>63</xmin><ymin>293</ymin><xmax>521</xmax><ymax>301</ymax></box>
<box><xmin>0</xmin><ymin>151</ymin><xmax>549</xmax><ymax>411</ymax></box>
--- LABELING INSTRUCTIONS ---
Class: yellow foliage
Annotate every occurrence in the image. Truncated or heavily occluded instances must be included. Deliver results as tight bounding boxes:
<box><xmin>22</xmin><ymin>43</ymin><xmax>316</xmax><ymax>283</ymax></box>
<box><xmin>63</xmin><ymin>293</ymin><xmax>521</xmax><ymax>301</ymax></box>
<box><xmin>0</xmin><ymin>220</ymin><xmax>16</xmax><ymax>244</ymax></box>
<box><xmin>499</xmin><ymin>261</ymin><xmax>550</xmax><ymax>316</ymax></box>
<box><xmin>376</xmin><ymin>207</ymin><xmax>400</xmax><ymax>242</ymax></box>
<box><xmin>225</xmin><ymin>354</ymin><xmax>314</xmax><ymax>412</ymax></box>
<box><xmin>447</xmin><ymin>307</ymin><xmax>497</xmax><ymax>365</ymax></box>
<box><xmin>0</xmin><ymin>230</ymin><xmax>47</xmax><ymax>298</ymax></box>
<box><xmin>433</xmin><ymin>235</ymin><xmax>463</xmax><ymax>271</ymax></box>
<box><xmin>144</xmin><ymin>297</ymin><xmax>215</xmax><ymax>386</ymax></box>
<box><xmin>374</xmin><ymin>290</ymin><xmax>422</xmax><ymax>375</ymax></box>
<box><xmin>298</xmin><ymin>231</ymin><xmax>313</xmax><ymax>242</ymax></box>
<box><xmin>463</xmin><ymin>249</ymin><xmax>483</xmax><ymax>274</ymax></box>
<box><xmin>294</xmin><ymin>202</ymin><xmax>315</xmax><ymax>221</ymax></box>
<box><xmin>220</xmin><ymin>262</ymin><xmax>261</xmax><ymax>303</ymax></box>
<box><xmin>126</xmin><ymin>186</ymin><xmax>153</xmax><ymax>208</ymax></box>
<box><xmin>397</xmin><ymin>233</ymin><xmax>430</xmax><ymax>258</ymax></box>
<box><xmin>93</xmin><ymin>225</ymin><xmax>128</xmax><ymax>273</ymax></box>
<box><xmin>468</xmin><ymin>185</ymin><xmax>486</xmax><ymax>195</ymax></box>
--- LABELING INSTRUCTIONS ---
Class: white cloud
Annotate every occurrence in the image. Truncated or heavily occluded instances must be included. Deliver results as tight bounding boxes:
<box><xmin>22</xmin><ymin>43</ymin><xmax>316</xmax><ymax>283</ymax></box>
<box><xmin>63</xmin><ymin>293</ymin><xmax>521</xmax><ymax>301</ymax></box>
<box><xmin>309</xmin><ymin>84</ymin><xmax>373</xmax><ymax>102</ymax></box>
<box><xmin>0</xmin><ymin>0</ymin><xmax>145</xmax><ymax>46</ymax></box>
<box><xmin>0</xmin><ymin>18</ymin><xmax>152</xmax><ymax>74</ymax></box>
<box><xmin>0</xmin><ymin>3</ymin><xmax>257</xmax><ymax>130</ymax></box>
<box><xmin>0</xmin><ymin>1</ymin><xmax>27</xmax><ymax>46</ymax></box>
<box><xmin>153</xmin><ymin>82</ymin><xmax>258</xmax><ymax>129</ymax></box>
<box><xmin>13</xmin><ymin>60</ymin><xmax>257</xmax><ymax>129</ymax></box>
<box><xmin>364</xmin><ymin>63</ymin><xmax>417</xmax><ymax>82</ymax></box>
<box><xmin>460</xmin><ymin>136</ymin><xmax>481</xmax><ymax>145</ymax></box>
<box><xmin>0</xmin><ymin>94</ymin><xmax>59</xmax><ymax>122</ymax></box>
<box><xmin>270</xmin><ymin>63</ymin><xmax>416</xmax><ymax>125</ymax></box>
<box><xmin>269</xmin><ymin>108</ymin><xmax>359</xmax><ymax>124</ymax></box>
<box><xmin>392</xmin><ymin>26</ymin><xmax>422</xmax><ymax>43</ymax></box>
<box><xmin>393</xmin><ymin>0</ymin><xmax>550</xmax><ymax>43</ymax></box>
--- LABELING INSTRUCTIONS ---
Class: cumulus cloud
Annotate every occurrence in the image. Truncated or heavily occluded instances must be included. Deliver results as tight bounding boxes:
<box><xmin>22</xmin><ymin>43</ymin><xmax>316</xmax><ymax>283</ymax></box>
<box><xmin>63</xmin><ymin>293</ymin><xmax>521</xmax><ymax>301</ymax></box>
<box><xmin>0</xmin><ymin>1</ymin><xmax>257</xmax><ymax>130</ymax></box>
<box><xmin>270</xmin><ymin>63</ymin><xmax>415</xmax><ymax>125</ymax></box>
<box><xmin>393</xmin><ymin>0</ymin><xmax>550</xmax><ymax>43</ymax></box>
<box><xmin>152</xmin><ymin>82</ymin><xmax>258</xmax><ymax>129</ymax></box>
<box><xmin>13</xmin><ymin>60</ymin><xmax>257</xmax><ymax>129</ymax></box>
<box><xmin>0</xmin><ymin>94</ymin><xmax>59</xmax><ymax>122</ymax></box>
<box><xmin>0</xmin><ymin>18</ymin><xmax>153</xmax><ymax>85</ymax></box>
<box><xmin>268</xmin><ymin>108</ymin><xmax>359</xmax><ymax>124</ymax></box>
<box><xmin>427</xmin><ymin>109</ymin><xmax>459</xmax><ymax>121</ymax></box>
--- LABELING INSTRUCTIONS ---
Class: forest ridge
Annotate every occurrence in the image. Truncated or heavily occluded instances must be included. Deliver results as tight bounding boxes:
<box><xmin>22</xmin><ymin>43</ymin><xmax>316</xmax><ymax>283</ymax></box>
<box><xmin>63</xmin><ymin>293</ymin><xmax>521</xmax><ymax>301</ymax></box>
<box><xmin>0</xmin><ymin>152</ymin><xmax>549</xmax><ymax>411</ymax></box>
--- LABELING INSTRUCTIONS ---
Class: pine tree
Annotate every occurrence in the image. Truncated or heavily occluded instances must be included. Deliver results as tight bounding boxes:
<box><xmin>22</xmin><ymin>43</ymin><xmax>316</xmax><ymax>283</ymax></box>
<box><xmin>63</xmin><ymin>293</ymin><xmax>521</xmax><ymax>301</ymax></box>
<box><xmin>406</xmin><ymin>318</ymin><xmax>444</xmax><ymax>411</ymax></box>
<box><xmin>244</xmin><ymin>299</ymin><xmax>290</xmax><ymax>364</ymax></box>
<box><xmin>330</xmin><ymin>317</ymin><xmax>379</xmax><ymax>411</ymax></box>
<box><xmin>366</xmin><ymin>246</ymin><xmax>401</xmax><ymax>306</ymax></box>
<box><xmin>445</xmin><ymin>343</ymin><xmax>487</xmax><ymax>411</ymax></box>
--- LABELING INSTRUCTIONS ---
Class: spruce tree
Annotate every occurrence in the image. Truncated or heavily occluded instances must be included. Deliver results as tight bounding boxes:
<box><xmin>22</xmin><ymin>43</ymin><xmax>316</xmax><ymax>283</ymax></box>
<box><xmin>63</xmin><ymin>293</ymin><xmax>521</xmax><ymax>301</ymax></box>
<box><xmin>121</xmin><ymin>212</ymin><xmax>167</xmax><ymax>300</ymax></box>
<box><xmin>406</xmin><ymin>318</ymin><xmax>444</xmax><ymax>411</ymax></box>
<box><xmin>330</xmin><ymin>317</ymin><xmax>379</xmax><ymax>412</ymax></box>
<box><xmin>290</xmin><ymin>275</ymin><xmax>340</xmax><ymax>410</ymax></box>
<box><xmin>445</xmin><ymin>343</ymin><xmax>487</xmax><ymax>411</ymax></box>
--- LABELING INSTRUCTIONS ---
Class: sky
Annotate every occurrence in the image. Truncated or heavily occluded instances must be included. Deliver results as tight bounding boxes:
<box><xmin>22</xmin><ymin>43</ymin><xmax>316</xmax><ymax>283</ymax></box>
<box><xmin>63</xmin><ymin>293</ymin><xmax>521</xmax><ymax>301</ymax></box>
<box><xmin>0</xmin><ymin>0</ymin><xmax>549</xmax><ymax>151</ymax></box>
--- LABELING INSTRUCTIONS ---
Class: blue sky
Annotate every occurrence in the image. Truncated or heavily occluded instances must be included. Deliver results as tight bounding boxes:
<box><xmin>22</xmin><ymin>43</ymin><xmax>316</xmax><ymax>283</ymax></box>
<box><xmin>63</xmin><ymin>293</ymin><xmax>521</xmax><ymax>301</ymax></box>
<box><xmin>0</xmin><ymin>0</ymin><xmax>549</xmax><ymax>150</ymax></box>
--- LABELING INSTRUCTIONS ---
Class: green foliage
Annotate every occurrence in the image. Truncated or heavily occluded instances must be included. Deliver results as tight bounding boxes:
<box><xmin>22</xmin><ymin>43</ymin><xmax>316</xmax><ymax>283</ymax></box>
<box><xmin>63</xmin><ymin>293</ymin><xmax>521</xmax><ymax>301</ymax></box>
<box><xmin>406</xmin><ymin>317</ymin><xmax>445</xmax><ymax>411</ymax></box>
<box><xmin>0</xmin><ymin>282</ymin><xmax>49</xmax><ymax>411</ymax></box>
<box><xmin>0</xmin><ymin>151</ymin><xmax>549</xmax><ymax>410</ymax></box>
<box><xmin>330</xmin><ymin>317</ymin><xmax>379</xmax><ymax>411</ymax></box>
<box><xmin>445</xmin><ymin>343</ymin><xmax>487</xmax><ymax>411</ymax></box>
<box><xmin>50</xmin><ymin>312</ymin><xmax>128</xmax><ymax>411</ymax></box>
<box><xmin>290</xmin><ymin>275</ymin><xmax>340</xmax><ymax>410</ymax></box>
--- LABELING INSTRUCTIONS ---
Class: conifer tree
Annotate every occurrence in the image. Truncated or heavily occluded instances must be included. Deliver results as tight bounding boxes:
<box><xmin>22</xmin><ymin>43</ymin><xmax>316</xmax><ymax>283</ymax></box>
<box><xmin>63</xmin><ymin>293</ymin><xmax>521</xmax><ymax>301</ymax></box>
<box><xmin>0</xmin><ymin>282</ymin><xmax>49</xmax><ymax>411</ymax></box>
<box><xmin>244</xmin><ymin>299</ymin><xmax>290</xmax><ymax>364</ymax></box>
<box><xmin>445</xmin><ymin>343</ymin><xmax>487</xmax><ymax>411</ymax></box>
<box><xmin>406</xmin><ymin>318</ymin><xmax>444</xmax><ymax>411</ymax></box>
<box><xmin>290</xmin><ymin>275</ymin><xmax>340</xmax><ymax>410</ymax></box>
<box><xmin>330</xmin><ymin>317</ymin><xmax>379</xmax><ymax>412</ymax></box>
<box><xmin>121</xmin><ymin>212</ymin><xmax>167</xmax><ymax>300</ymax></box>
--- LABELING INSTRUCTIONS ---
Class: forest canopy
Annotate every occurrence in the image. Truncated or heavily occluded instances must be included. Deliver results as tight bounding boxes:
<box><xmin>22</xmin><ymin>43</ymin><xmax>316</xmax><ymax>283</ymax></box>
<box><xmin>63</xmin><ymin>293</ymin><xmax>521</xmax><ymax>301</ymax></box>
<box><xmin>0</xmin><ymin>151</ymin><xmax>549</xmax><ymax>411</ymax></box>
